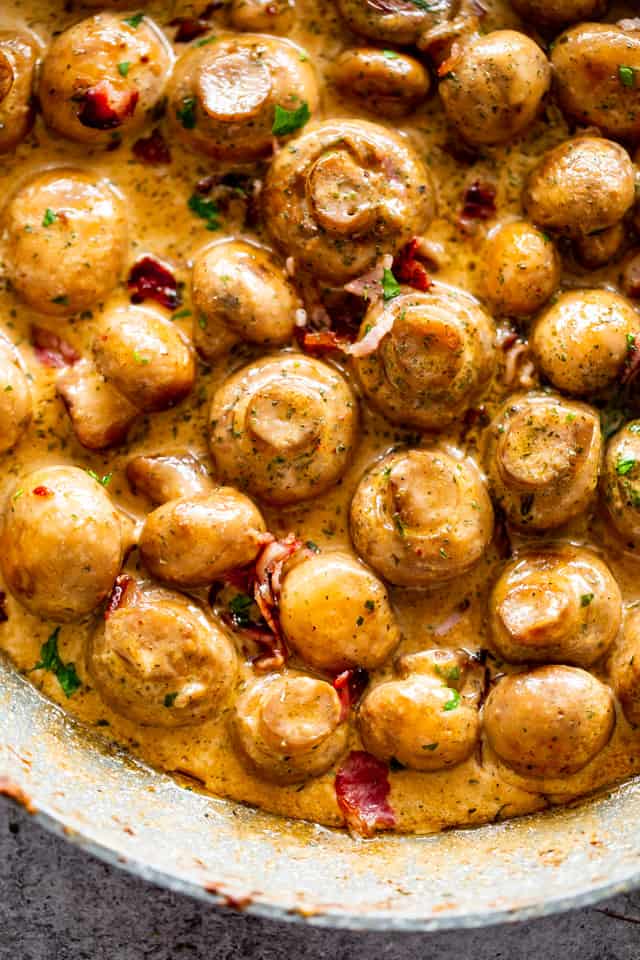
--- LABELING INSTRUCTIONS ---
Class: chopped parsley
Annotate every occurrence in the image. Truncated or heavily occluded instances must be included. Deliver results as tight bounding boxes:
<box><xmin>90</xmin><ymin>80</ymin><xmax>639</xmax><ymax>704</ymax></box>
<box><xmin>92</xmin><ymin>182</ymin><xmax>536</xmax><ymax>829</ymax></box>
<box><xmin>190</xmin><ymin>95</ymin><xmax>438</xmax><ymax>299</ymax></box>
<box><xmin>198</xmin><ymin>314</ymin><xmax>208</xmax><ymax>329</ymax></box>
<box><xmin>381</xmin><ymin>268</ymin><xmax>400</xmax><ymax>301</ymax></box>
<box><xmin>409</xmin><ymin>0</ymin><xmax>435</xmax><ymax>7</ymax></box>
<box><xmin>42</xmin><ymin>208</ymin><xmax>57</xmax><ymax>227</ymax></box>
<box><xmin>423</xmin><ymin>742</ymin><xmax>439</xmax><ymax>751</ymax></box>
<box><xmin>581</xmin><ymin>594</ymin><xmax>594</xmax><ymax>607</ymax></box>
<box><xmin>305</xmin><ymin>540</ymin><xmax>320</xmax><ymax>553</ymax></box>
<box><xmin>619</xmin><ymin>65</ymin><xmax>636</xmax><ymax>88</ymax></box>
<box><xmin>188</xmin><ymin>193</ymin><xmax>220</xmax><ymax>231</ymax></box>
<box><xmin>383</xmin><ymin>50</ymin><xmax>400</xmax><ymax>59</ymax></box>
<box><xmin>364</xmin><ymin>599</ymin><xmax>375</xmax><ymax>612</ymax></box>
<box><xmin>123</xmin><ymin>12</ymin><xmax>144</xmax><ymax>28</ymax></box>
<box><xmin>32</xmin><ymin>628</ymin><xmax>81</xmax><ymax>698</ymax></box>
<box><xmin>164</xmin><ymin>692</ymin><xmax>178</xmax><ymax>708</ymax></box>
<box><xmin>195</xmin><ymin>35</ymin><xmax>217</xmax><ymax>47</ymax></box>
<box><xmin>272</xmin><ymin>101</ymin><xmax>310</xmax><ymax>136</ymax></box>
<box><xmin>133</xmin><ymin>350</ymin><xmax>149</xmax><ymax>365</ymax></box>
<box><xmin>86</xmin><ymin>469</ymin><xmax>112</xmax><ymax>487</ymax></box>
<box><xmin>616</xmin><ymin>457</ymin><xmax>636</xmax><ymax>476</ymax></box>
<box><xmin>443</xmin><ymin>688</ymin><xmax>461</xmax><ymax>711</ymax></box>
<box><xmin>177</xmin><ymin>96</ymin><xmax>197</xmax><ymax>129</ymax></box>
<box><xmin>117</xmin><ymin>61</ymin><xmax>131</xmax><ymax>77</ymax></box>
<box><xmin>228</xmin><ymin>593</ymin><xmax>254</xmax><ymax>629</ymax></box>
<box><xmin>172</xmin><ymin>308</ymin><xmax>192</xmax><ymax>320</ymax></box>
<box><xmin>51</xmin><ymin>294</ymin><xmax>69</xmax><ymax>306</ymax></box>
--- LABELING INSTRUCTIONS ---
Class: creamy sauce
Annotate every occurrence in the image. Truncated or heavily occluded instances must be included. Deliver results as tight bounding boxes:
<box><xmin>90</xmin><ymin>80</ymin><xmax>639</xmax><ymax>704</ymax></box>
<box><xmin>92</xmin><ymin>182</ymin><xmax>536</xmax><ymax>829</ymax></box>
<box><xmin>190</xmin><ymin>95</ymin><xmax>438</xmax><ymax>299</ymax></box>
<box><xmin>1</xmin><ymin>0</ymin><xmax>640</xmax><ymax>834</ymax></box>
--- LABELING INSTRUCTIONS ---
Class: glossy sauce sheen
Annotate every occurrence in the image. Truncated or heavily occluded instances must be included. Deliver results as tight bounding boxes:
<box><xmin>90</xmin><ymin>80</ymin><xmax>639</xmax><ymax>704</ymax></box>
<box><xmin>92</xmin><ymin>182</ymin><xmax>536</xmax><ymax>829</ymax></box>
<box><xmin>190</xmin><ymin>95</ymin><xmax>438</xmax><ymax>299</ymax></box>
<box><xmin>2</xmin><ymin>0</ymin><xmax>640</xmax><ymax>834</ymax></box>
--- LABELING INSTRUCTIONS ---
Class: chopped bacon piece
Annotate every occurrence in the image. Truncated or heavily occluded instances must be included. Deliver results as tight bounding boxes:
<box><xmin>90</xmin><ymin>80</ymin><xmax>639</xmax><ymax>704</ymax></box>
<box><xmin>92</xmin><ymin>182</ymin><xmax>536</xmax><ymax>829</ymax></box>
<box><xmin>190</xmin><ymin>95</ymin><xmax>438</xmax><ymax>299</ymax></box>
<box><xmin>127</xmin><ymin>255</ymin><xmax>182</xmax><ymax>310</ymax></box>
<box><xmin>31</xmin><ymin>326</ymin><xmax>80</xmax><ymax>369</ymax></box>
<box><xmin>343</xmin><ymin>254</ymin><xmax>393</xmax><ymax>301</ymax></box>
<box><xmin>76</xmin><ymin>80</ymin><xmax>139</xmax><ymax>130</ymax></box>
<box><xmin>393</xmin><ymin>238</ymin><xmax>433</xmax><ymax>292</ymax></box>
<box><xmin>345</xmin><ymin>309</ymin><xmax>396</xmax><ymax>358</ymax></box>
<box><xmin>32</xmin><ymin>486</ymin><xmax>53</xmax><ymax>497</ymax></box>
<box><xmin>132</xmin><ymin>128</ymin><xmax>171</xmax><ymax>165</ymax></box>
<box><xmin>169</xmin><ymin>16</ymin><xmax>210</xmax><ymax>41</ymax></box>
<box><xmin>0</xmin><ymin>591</ymin><xmax>8</xmax><ymax>624</ymax></box>
<box><xmin>104</xmin><ymin>574</ymin><xmax>134</xmax><ymax>619</ymax></box>
<box><xmin>335</xmin><ymin>751</ymin><xmax>396</xmax><ymax>837</ymax></box>
<box><xmin>333</xmin><ymin>668</ymin><xmax>369</xmax><ymax>720</ymax></box>
<box><xmin>459</xmin><ymin>180</ymin><xmax>497</xmax><ymax>232</ymax></box>
<box><xmin>622</xmin><ymin>333</ymin><xmax>640</xmax><ymax>386</ymax></box>
<box><xmin>302</xmin><ymin>330</ymin><xmax>348</xmax><ymax>354</ymax></box>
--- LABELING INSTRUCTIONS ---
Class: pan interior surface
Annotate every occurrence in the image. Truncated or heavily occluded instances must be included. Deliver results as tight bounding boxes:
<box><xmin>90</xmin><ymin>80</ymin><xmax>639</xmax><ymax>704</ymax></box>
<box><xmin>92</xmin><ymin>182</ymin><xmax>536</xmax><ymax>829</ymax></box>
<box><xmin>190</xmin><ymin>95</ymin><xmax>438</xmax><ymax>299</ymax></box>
<box><xmin>3</xmin><ymin>656</ymin><xmax>639</xmax><ymax>931</ymax></box>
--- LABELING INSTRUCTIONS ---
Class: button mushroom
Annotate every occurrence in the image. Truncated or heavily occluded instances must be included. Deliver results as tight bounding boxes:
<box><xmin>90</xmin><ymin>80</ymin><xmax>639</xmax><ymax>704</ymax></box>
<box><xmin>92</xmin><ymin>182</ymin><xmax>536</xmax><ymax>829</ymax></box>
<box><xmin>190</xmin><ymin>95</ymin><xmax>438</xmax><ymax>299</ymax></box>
<box><xmin>0</xmin><ymin>29</ymin><xmax>39</xmax><ymax>153</ymax></box>
<box><xmin>601</xmin><ymin>420</ymin><xmax>640</xmax><ymax>550</ymax></box>
<box><xmin>481</xmin><ymin>222</ymin><xmax>560</xmax><ymax>318</ymax></box>
<box><xmin>0</xmin><ymin>336</ymin><xmax>32</xmax><ymax>454</ymax></box>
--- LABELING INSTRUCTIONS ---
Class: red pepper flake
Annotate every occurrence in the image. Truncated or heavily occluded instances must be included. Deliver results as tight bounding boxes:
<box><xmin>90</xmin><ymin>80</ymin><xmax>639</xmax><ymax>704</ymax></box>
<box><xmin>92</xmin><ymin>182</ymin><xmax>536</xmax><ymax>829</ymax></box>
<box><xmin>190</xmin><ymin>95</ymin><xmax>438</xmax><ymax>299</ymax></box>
<box><xmin>132</xmin><ymin>128</ymin><xmax>171</xmax><ymax>165</ymax></box>
<box><xmin>333</xmin><ymin>668</ymin><xmax>369</xmax><ymax>720</ymax></box>
<box><xmin>0</xmin><ymin>591</ymin><xmax>8</xmax><ymax>624</ymax></box>
<box><xmin>459</xmin><ymin>180</ymin><xmax>497</xmax><ymax>232</ymax></box>
<box><xmin>127</xmin><ymin>255</ymin><xmax>182</xmax><ymax>310</ymax></box>
<box><xmin>31</xmin><ymin>325</ymin><xmax>80</xmax><ymax>369</ymax></box>
<box><xmin>32</xmin><ymin>485</ymin><xmax>53</xmax><ymax>497</ymax></box>
<box><xmin>169</xmin><ymin>16</ymin><xmax>211</xmax><ymax>41</ymax></box>
<box><xmin>393</xmin><ymin>238</ymin><xmax>433</xmax><ymax>293</ymax></box>
<box><xmin>76</xmin><ymin>80</ymin><xmax>139</xmax><ymax>130</ymax></box>
<box><xmin>335</xmin><ymin>751</ymin><xmax>396</xmax><ymax>837</ymax></box>
<box><xmin>301</xmin><ymin>330</ymin><xmax>348</xmax><ymax>354</ymax></box>
<box><xmin>105</xmin><ymin>574</ymin><xmax>134</xmax><ymax>619</ymax></box>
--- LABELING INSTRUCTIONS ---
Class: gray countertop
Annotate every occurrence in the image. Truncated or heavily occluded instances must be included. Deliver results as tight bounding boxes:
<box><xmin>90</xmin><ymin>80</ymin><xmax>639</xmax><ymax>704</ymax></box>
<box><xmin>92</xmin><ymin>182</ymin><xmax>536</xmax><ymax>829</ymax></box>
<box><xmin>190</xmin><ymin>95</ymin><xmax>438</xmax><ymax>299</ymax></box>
<box><xmin>3</xmin><ymin>799</ymin><xmax>640</xmax><ymax>960</ymax></box>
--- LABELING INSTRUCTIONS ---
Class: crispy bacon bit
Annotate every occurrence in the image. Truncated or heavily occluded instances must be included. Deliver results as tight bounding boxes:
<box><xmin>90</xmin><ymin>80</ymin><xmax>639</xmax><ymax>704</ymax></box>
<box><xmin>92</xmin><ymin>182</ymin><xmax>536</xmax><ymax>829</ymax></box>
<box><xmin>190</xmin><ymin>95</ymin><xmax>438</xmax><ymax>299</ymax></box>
<box><xmin>393</xmin><ymin>238</ymin><xmax>433</xmax><ymax>293</ymax></box>
<box><xmin>127</xmin><ymin>255</ymin><xmax>182</xmax><ymax>310</ymax></box>
<box><xmin>335</xmin><ymin>750</ymin><xmax>396</xmax><ymax>837</ymax></box>
<box><xmin>132</xmin><ymin>128</ymin><xmax>171</xmax><ymax>165</ymax></box>
<box><xmin>343</xmin><ymin>254</ymin><xmax>393</xmax><ymax>301</ymax></box>
<box><xmin>459</xmin><ymin>180</ymin><xmax>497</xmax><ymax>232</ymax></box>
<box><xmin>0</xmin><ymin>591</ymin><xmax>8</xmax><ymax>624</ymax></box>
<box><xmin>302</xmin><ymin>330</ymin><xmax>348</xmax><ymax>354</ymax></box>
<box><xmin>333</xmin><ymin>668</ymin><xmax>369</xmax><ymax>720</ymax></box>
<box><xmin>345</xmin><ymin>310</ymin><xmax>396</xmax><ymax>358</ymax></box>
<box><xmin>31</xmin><ymin>325</ymin><xmax>80</xmax><ymax>368</ymax></box>
<box><xmin>169</xmin><ymin>16</ymin><xmax>210</xmax><ymax>41</ymax></box>
<box><xmin>0</xmin><ymin>777</ymin><xmax>36</xmax><ymax>813</ymax></box>
<box><xmin>75</xmin><ymin>80</ymin><xmax>139</xmax><ymax>130</ymax></box>
<box><xmin>105</xmin><ymin>574</ymin><xmax>134</xmax><ymax>619</ymax></box>
<box><xmin>32</xmin><ymin>485</ymin><xmax>53</xmax><ymax>497</ymax></box>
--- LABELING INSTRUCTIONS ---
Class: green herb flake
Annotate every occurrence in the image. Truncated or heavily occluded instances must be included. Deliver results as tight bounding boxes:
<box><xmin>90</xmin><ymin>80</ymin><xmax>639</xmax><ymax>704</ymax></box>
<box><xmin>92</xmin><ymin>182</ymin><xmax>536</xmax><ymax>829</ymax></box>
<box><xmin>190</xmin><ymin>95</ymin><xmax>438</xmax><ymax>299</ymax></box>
<box><xmin>423</xmin><ymin>742</ymin><xmax>439</xmax><ymax>751</ymax></box>
<box><xmin>198</xmin><ymin>314</ymin><xmax>208</xmax><ymax>329</ymax></box>
<box><xmin>305</xmin><ymin>540</ymin><xmax>320</xmax><ymax>553</ymax></box>
<box><xmin>443</xmin><ymin>688</ymin><xmax>461</xmax><ymax>711</ymax></box>
<box><xmin>42</xmin><ymin>208</ymin><xmax>57</xmax><ymax>227</ymax></box>
<box><xmin>356</xmin><ymin>615</ymin><xmax>364</xmax><ymax>626</ymax></box>
<box><xmin>581</xmin><ymin>593</ymin><xmax>594</xmax><ymax>607</ymax></box>
<box><xmin>364</xmin><ymin>599</ymin><xmax>375</xmax><ymax>612</ymax></box>
<box><xmin>133</xmin><ymin>350</ymin><xmax>150</xmax><ymax>365</ymax></box>
<box><xmin>619</xmin><ymin>65</ymin><xmax>636</xmax><ymax>88</ymax></box>
<box><xmin>272</xmin><ymin>101</ymin><xmax>311</xmax><ymax>136</ymax></box>
<box><xmin>381</xmin><ymin>268</ymin><xmax>401</xmax><ymax>301</ymax></box>
<box><xmin>177</xmin><ymin>96</ymin><xmax>197</xmax><ymax>129</ymax></box>
<box><xmin>13</xmin><ymin>488</ymin><xmax>23</xmax><ymax>500</ymax></box>
<box><xmin>383</xmin><ymin>50</ymin><xmax>400</xmax><ymax>59</ymax></box>
<box><xmin>164</xmin><ymin>692</ymin><xmax>178</xmax><ymax>708</ymax></box>
<box><xmin>51</xmin><ymin>294</ymin><xmax>69</xmax><ymax>306</ymax></box>
<box><xmin>32</xmin><ymin>627</ymin><xmax>81</xmax><ymax>698</ymax></box>
<box><xmin>188</xmin><ymin>193</ymin><xmax>220</xmax><ymax>231</ymax></box>
<box><xmin>86</xmin><ymin>469</ymin><xmax>112</xmax><ymax>487</ymax></box>
<box><xmin>123</xmin><ymin>12</ymin><xmax>144</xmax><ymax>28</ymax></box>
<box><xmin>228</xmin><ymin>592</ymin><xmax>254</xmax><ymax>628</ymax></box>
<box><xmin>172</xmin><ymin>308</ymin><xmax>192</xmax><ymax>320</ymax></box>
<box><xmin>117</xmin><ymin>61</ymin><xmax>131</xmax><ymax>77</ymax></box>
<box><xmin>617</xmin><ymin>457</ymin><xmax>636</xmax><ymax>476</ymax></box>
<box><xmin>195</xmin><ymin>35</ymin><xmax>217</xmax><ymax>47</ymax></box>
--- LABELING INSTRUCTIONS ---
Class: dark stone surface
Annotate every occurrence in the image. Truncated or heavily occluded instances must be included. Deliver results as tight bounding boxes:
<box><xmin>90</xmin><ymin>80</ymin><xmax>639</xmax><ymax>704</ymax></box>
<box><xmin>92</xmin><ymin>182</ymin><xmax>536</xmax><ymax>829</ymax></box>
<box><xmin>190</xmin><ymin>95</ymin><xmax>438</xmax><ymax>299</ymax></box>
<box><xmin>2</xmin><ymin>799</ymin><xmax>640</xmax><ymax>960</ymax></box>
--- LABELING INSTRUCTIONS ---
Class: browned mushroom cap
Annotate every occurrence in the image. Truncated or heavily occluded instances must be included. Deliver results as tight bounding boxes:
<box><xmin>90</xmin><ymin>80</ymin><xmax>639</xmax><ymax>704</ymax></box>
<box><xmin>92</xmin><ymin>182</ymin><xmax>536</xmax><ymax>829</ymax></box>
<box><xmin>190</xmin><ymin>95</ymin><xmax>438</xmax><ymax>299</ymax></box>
<box><xmin>510</xmin><ymin>0</ymin><xmax>607</xmax><ymax>26</ymax></box>
<box><xmin>489</xmin><ymin>547</ymin><xmax>622</xmax><ymax>667</ymax></box>
<box><xmin>481</xmin><ymin>222</ymin><xmax>560</xmax><ymax>318</ymax></box>
<box><xmin>552</xmin><ymin>23</ymin><xmax>640</xmax><ymax>142</ymax></box>
<box><xmin>352</xmin><ymin>285</ymin><xmax>495</xmax><ymax>430</ymax></box>
<box><xmin>139</xmin><ymin>488</ymin><xmax>267</xmax><ymax>588</ymax></box>
<box><xmin>229</xmin><ymin>0</ymin><xmax>296</xmax><ymax>34</ymax></box>
<box><xmin>531</xmin><ymin>290</ymin><xmax>640</xmax><ymax>397</ymax></box>
<box><xmin>0</xmin><ymin>466</ymin><xmax>126</xmax><ymax>622</ymax></box>
<box><xmin>262</xmin><ymin>119</ymin><xmax>435</xmax><ymax>284</ymax></box>
<box><xmin>482</xmin><ymin>392</ymin><xmax>602</xmax><ymax>530</ymax></box>
<box><xmin>574</xmin><ymin>222</ymin><xmax>625</xmax><ymax>269</ymax></box>
<box><xmin>439</xmin><ymin>31</ymin><xmax>550</xmax><ymax>147</ymax></box>
<box><xmin>523</xmin><ymin>137</ymin><xmax>635</xmax><ymax>238</ymax></box>
<box><xmin>2</xmin><ymin>168</ymin><xmax>128</xmax><ymax>316</ymax></box>
<box><xmin>0</xmin><ymin>30</ymin><xmax>39</xmax><ymax>153</ymax></box>
<box><xmin>337</xmin><ymin>0</ymin><xmax>454</xmax><ymax>45</ymax></box>
<box><xmin>358</xmin><ymin>649</ymin><xmax>480</xmax><ymax>771</ymax></box>
<box><xmin>0</xmin><ymin>336</ymin><xmax>32</xmax><ymax>454</ymax></box>
<box><xmin>279</xmin><ymin>551</ymin><xmax>400</xmax><ymax>673</ymax></box>
<box><xmin>167</xmin><ymin>35</ymin><xmax>318</xmax><ymax>160</ymax></box>
<box><xmin>330</xmin><ymin>48</ymin><xmax>431</xmax><ymax>118</ymax></box>
<box><xmin>484</xmin><ymin>666</ymin><xmax>615</xmax><ymax>778</ymax></box>
<box><xmin>192</xmin><ymin>240</ymin><xmax>299</xmax><ymax>361</ymax></box>
<box><xmin>88</xmin><ymin>582</ymin><xmax>237</xmax><ymax>727</ymax></box>
<box><xmin>56</xmin><ymin>358</ymin><xmax>138</xmax><ymax>451</ymax></box>
<box><xmin>601</xmin><ymin>420</ymin><xmax>640</xmax><ymax>550</ymax></box>
<box><xmin>126</xmin><ymin>453</ymin><xmax>214</xmax><ymax>505</ymax></box>
<box><xmin>609</xmin><ymin>608</ymin><xmax>640</xmax><ymax>726</ymax></box>
<box><xmin>232</xmin><ymin>674</ymin><xmax>348</xmax><ymax>784</ymax></box>
<box><xmin>350</xmin><ymin>447</ymin><xmax>493</xmax><ymax>588</ymax></box>
<box><xmin>93</xmin><ymin>305</ymin><xmax>195</xmax><ymax>413</ymax></box>
<box><xmin>39</xmin><ymin>13</ymin><xmax>172</xmax><ymax>145</ymax></box>
<box><xmin>209</xmin><ymin>353</ymin><xmax>358</xmax><ymax>506</ymax></box>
